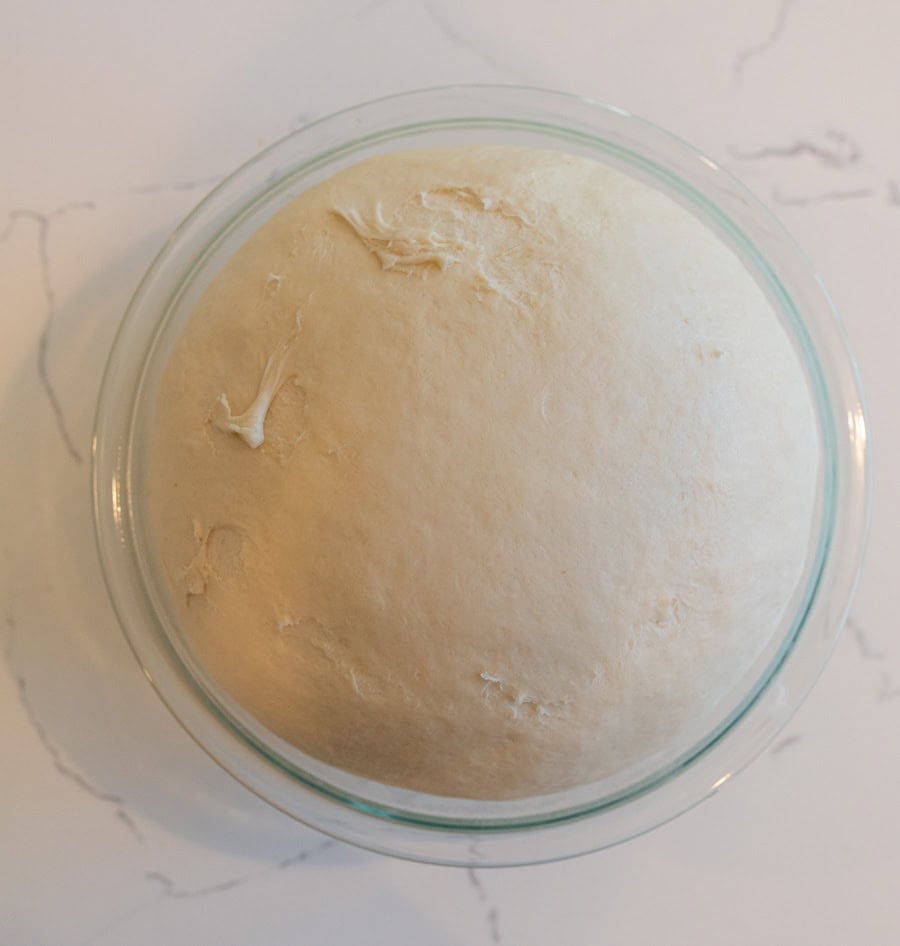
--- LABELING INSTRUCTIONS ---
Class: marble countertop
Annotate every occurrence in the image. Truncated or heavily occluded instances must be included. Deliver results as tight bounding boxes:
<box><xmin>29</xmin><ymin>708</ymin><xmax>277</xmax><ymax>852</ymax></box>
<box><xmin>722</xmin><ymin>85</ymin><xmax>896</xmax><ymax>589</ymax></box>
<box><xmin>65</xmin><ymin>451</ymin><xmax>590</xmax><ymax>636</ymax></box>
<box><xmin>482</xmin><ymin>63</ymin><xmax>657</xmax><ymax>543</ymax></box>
<box><xmin>2</xmin><ymin>1</ymin><xmax>897</xmax><ymax>943</ymax></box>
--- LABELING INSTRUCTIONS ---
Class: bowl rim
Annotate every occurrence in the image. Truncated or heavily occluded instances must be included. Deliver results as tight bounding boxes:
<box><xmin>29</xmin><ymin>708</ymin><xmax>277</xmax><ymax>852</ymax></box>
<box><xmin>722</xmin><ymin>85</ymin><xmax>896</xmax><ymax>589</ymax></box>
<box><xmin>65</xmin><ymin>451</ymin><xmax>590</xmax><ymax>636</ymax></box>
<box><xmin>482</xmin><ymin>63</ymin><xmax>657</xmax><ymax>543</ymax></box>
<box><xmin>92</xmin><ymin>83</ymin><xmax>871</xmax><ymax>866</ymax></box>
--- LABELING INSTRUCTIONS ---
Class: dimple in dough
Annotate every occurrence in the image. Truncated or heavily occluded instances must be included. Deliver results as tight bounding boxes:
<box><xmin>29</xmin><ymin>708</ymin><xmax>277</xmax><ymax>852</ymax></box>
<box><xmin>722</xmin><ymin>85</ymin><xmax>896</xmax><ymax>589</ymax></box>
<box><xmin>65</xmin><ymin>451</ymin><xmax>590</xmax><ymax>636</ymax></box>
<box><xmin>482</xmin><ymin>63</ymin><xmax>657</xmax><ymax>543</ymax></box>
<box><xmin>147</xmin><ymin>146</ymin><xmax>819</xmax><ymax>800</ymax></box>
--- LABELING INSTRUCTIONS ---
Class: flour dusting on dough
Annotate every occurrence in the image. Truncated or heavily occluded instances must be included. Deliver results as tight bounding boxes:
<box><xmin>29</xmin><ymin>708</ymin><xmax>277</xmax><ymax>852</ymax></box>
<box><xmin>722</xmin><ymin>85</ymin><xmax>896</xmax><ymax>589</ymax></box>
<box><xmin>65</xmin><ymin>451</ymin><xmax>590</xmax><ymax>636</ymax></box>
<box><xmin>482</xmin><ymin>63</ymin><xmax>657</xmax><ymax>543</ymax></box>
<box><xmin>333</xmin><ymin>203</ymin><xmax>466</xmax><ymax>273</ymax></box>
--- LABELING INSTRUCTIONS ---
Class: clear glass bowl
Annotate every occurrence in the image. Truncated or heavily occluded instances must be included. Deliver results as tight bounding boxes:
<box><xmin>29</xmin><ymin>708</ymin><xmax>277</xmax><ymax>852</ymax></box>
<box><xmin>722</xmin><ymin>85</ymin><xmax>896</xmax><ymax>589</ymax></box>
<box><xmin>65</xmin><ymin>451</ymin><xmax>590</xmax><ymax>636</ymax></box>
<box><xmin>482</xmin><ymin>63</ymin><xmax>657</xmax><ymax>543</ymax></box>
<box><xmin>92</xmin><ymin>85</ymin><xmax>870</xmax><ymax>866</ymax></box>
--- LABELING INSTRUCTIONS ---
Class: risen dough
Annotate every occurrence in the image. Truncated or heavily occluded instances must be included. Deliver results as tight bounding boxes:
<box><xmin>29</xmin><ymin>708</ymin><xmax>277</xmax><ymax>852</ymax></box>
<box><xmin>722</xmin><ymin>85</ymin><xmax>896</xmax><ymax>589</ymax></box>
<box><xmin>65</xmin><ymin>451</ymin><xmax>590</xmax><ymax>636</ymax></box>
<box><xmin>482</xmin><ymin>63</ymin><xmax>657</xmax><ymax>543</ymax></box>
<box><xmin>147</xmin><ymin>147</ymin><xmax>818</xmax><ymax>799</ymax></box>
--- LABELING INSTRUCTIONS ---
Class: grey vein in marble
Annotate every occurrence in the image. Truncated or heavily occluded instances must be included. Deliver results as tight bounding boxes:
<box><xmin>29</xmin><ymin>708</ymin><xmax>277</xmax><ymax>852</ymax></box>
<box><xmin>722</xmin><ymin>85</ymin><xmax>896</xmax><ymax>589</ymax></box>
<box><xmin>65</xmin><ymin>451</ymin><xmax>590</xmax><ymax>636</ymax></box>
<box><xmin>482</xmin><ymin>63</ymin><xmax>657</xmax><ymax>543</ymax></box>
<box><xmin>466</xmin><ymin>840</ymin><xmax>487</xmax><ymax>863</ymax></box>
<box><xmin>733</xmin><ymin>0</ymin><xmax>796</xmax><ymax>82</ymax></box>
<box><xmin>145</xmin><ymin>870</ymin><xmax>248</xmax><ymax>900</ymax></box>
<box><xmin>13</xmin><ymin>673</ymin><xmax>144</xmax><ymax>842</ymax></box>
<box><xmin>467</xmin><ymin>868</ymin><xmax>502</xmax><ymax>944</ymax></box>
<box><xmin>79</xmin><ymin>838</ymin><xmax>339</xmax><ymax>945</ymax></box>
<box><xmin>277</xmin><ymin>837</ymin><xmax>339</xmax><ymax>868</ymax></box>
<box><xmin>421</xmin><ymin>0</ymin><xmax>551</xmax><ymax>86</ymax></box>
<box><xmin>487</xmin><ymin>907</ymin><xmax>501</xmax><ymax>944</ymax></box>
<box><xmin>0</xmin><ymin>213</ymin><xmax>23</xmax><ymax>245</ymax></box>
<box><xmin>4</xmin><ymin>581</ymin><xmax>142</xmax><ymax>847</ymax></box>
<box><xmin>772</xmin><ymin>187</ymin><xmax>876</xmax><ymax>207</ymax></box>
<box><xmin>111</xmin><ymin>174</ymin><xmax>225</xmax><ymax>197</ymax></box>
<box><xmin>769</xmin><ymin>733</ymin><xmax>803</xmax><ymax>756</ymax></box>
<box><xmin>1</xmin><ymin>203</ymin><xmax>95</xmax><ymax>464</ymax></box>
<box><xmin>116</xmin><ymin>809</ymin><xmax>145</xmax><ymax>842</ymax></box>
<box><xmin>847</xmin><ymin>617</ymin><xmax>885</xmax><ymax>662</ymax></box>
<box><xmin>876</xmin><ymin>672</ymin><xmax>900</xmax><ymax>704</ymax></box>
<box><xmin>467</xmin><ymin>868</ymin><xmax>488</xmax><ymax>902</ymax></box>
<box><xmin>730</xmin><ymin>129</ymin><xmax>862</xmax><ymax>169</ymax></box>
<box><xmin>887</xmin><ymin>181</ymin><xmax>900</xmax><ymax>205</ymax></box>
<box><xmin>146</xmin><ymin>836</ymin><xmax>338</xmax><ymax>900</ymax></box>
<box><xmin>2</xmin><ymin>610</ymin><xmax>17</xmax><ymax>656</ymax></box>
<box><xmin>845</xmin><ymin>617</ymin><xmax>899</xmax><ymax>707</ymax></box>
<box><xmin>3</xmin><ymin>604</ymin><xmax>143</xmax><ymax>851</ymax></box>
<box><xmin>78</xmin><ymin>897</ymin><xmax>162</xmax><ymax>946</ymax></box>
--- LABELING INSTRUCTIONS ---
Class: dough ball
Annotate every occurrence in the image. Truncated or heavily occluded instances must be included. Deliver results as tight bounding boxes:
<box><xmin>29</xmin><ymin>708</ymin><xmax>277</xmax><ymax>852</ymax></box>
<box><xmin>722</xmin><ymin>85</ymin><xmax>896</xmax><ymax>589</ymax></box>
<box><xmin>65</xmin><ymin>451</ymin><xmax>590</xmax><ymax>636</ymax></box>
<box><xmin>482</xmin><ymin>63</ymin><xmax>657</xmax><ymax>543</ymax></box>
<box><xmin>147</xmin><ymin>147</ymin><xmax>818</xmax><ymax>799</ymax></box>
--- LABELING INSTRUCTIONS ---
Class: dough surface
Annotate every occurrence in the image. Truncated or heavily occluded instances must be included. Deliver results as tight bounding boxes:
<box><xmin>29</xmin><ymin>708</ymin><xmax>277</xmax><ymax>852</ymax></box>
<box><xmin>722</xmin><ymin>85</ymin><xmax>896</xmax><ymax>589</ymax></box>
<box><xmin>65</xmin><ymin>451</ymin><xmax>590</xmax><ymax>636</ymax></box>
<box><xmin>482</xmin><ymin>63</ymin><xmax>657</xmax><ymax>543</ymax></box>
<box><xmin>147</xmin><ymin>146</ymin><xmax>818</xmax><ymax>799</ymax></box>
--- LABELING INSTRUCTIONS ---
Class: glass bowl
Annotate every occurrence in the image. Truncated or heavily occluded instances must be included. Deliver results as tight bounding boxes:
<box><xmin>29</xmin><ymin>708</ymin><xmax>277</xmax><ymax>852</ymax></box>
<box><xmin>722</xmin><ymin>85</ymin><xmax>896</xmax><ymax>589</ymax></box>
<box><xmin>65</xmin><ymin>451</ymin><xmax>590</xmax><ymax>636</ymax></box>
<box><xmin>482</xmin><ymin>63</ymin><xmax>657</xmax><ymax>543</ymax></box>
<box><xmin>92</xmin><ymin>85</ymin><xmax>870</xmax><ymax>866</ymax></box>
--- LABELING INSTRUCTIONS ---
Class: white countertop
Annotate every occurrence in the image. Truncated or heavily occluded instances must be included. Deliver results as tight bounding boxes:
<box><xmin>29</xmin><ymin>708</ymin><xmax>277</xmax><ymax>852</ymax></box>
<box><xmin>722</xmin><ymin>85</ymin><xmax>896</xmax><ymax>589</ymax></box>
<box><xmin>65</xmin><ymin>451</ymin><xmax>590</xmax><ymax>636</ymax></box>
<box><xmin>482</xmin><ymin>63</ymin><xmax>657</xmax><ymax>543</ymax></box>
<box><xmin>2</xmin><ymin>1</ymin><xmax>898</xmax><ymax>943</ymax></box>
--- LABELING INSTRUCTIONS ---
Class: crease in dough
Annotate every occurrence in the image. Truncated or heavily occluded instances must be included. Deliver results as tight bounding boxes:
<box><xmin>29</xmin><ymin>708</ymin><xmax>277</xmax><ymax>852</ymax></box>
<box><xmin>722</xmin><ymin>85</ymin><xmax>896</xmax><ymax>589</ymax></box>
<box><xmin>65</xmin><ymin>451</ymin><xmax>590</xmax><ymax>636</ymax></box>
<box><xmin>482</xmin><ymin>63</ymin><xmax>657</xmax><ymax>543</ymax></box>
<box><xmin>289</xmin><ymin>622</ymin><xmax>372</xmax><ymax>699</ymax></box>
<box><xmin>183</xmin><ymin>519</ymin><xmax>247</xmax><ymax>599</ymax></box>
<box><xmin>479</xmin><ymin>670</ymin><xmax>571</xmax><ymax>721</ymax></box>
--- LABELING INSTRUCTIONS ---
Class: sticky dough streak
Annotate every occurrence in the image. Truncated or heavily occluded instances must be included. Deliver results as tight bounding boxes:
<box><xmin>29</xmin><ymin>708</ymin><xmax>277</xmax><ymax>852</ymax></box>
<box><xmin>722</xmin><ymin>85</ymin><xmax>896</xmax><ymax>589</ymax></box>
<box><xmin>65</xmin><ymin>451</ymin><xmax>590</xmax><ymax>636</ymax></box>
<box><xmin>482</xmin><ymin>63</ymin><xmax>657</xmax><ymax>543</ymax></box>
<box><xmin>213</xmin><ymin>331</ymin><xmax>297</xmax><ymax>448</ymax></box>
